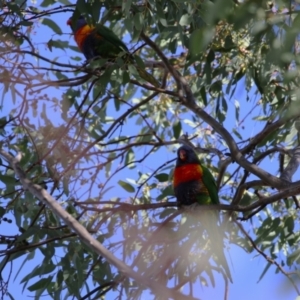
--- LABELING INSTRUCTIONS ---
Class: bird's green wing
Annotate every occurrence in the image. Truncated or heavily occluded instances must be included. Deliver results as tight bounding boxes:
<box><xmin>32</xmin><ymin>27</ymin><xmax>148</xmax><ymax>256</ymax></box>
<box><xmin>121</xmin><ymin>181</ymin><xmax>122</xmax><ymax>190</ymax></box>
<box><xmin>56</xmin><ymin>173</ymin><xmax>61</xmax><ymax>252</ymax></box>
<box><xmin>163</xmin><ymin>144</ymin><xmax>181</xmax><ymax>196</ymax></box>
<box><xmin>96</xmin><ymin>24</ymin><xmax>128</xmax><ymax>53</ymax></box>
<box><xmin>201</xmin><ymin>164</ymin><xmax>219</xmax><ymax>205</ymax></box>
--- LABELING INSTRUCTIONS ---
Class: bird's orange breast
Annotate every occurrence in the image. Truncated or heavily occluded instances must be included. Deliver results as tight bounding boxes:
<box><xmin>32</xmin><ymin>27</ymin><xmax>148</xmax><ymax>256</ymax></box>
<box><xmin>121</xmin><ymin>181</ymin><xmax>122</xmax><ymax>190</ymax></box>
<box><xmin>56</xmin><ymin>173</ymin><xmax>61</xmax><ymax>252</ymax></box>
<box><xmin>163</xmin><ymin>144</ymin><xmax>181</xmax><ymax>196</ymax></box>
<box><xmin>173</xmin><ymin>164</ymin><xmax>203</xmax><ymax>187</ymax></box>
<box><xmin>74</xmin><ymin>24</ymin><xmax>95</xmax><ymax>51</ymax></box>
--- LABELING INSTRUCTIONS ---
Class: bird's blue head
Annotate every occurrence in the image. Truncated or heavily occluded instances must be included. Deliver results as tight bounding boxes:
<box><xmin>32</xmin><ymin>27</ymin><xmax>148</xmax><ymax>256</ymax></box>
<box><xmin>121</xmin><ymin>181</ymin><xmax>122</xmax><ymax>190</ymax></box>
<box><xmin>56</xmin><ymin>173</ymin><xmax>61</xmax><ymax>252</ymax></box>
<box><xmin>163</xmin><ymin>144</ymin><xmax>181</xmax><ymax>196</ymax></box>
<box><xmin>67</xmin><ymin>15</ymin><xmax>88</xmax><ymax>32</ymax></box>
<box><xmin>176</xmin><ymin>145</ymin><xmax>199</xmax><ymax>166</ymax></box>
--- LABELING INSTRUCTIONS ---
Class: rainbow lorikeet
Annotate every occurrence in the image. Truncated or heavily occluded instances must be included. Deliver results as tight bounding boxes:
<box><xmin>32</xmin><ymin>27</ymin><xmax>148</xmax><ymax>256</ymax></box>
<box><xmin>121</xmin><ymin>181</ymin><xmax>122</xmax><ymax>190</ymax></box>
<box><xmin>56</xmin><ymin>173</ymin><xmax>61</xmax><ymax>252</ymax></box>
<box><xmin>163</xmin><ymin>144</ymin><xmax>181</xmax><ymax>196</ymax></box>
<box><xmin>67</xmin><ymin>15</ymin><xmax>159</xmax><ymax>87</ymax></box>
<box><xmin>173</xmin><ymin>145</ymin><xmax>219</xmax><ymax>206</ymax></box>
<box><xmin>173</xmin><ymin>145</ymin><xmax>233</xmax><ymax>283</ymax></box>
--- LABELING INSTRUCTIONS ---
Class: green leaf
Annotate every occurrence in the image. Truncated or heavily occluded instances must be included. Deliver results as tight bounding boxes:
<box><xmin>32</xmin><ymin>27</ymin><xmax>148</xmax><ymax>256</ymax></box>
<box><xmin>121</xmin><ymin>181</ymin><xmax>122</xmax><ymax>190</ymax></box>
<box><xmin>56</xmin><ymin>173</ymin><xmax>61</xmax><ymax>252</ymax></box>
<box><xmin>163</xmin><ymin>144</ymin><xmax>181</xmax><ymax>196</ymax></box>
<box><xmin>19</xmin><ymin>21</ymin><xmax>33</xmax><ymax>27</ymax></box>
<box><xmin>189</xmin><ymin>28</ymin><xmax>215</xmax><ymax>56</ymax></box>
<box><xmin>222</xmin><ymin>97</ymin><xmax>228</xmax><ymax>113</ymax></box>
<box><xmin>156</xmin><ymin>4</ymin><xmax>167</xmax><ymax>27</ymax></box>
<box><xmin>285</xmin><ymin>216</ymin><xmax>294</xmax><ymax>233</ymax></box>
<box><xmin>28</xmin><ymin>276</ymin><xmax>52</xmax><ymax>291</ymax></box>
<box><xmin>6</xmin><ymin>3</ymin><xmax>22</xmax><ymax>15</ymax></box>
<box><xmin>239</xmin><ymin>192</ymin><xmax>252</xmax><ymax>206</ymax></box>
<box><xmin>40</xmin><ymin>0</ymin><xmax>55</xmax><ymax>7</ymax></box>
<box><xmin>157</xmin><ymin>185</ymin><xmax>174</xmax><ymax>201</ymax></box>
<box><xmin>133</xmin><ymin>55</ymin><xmax>146</xmax><ymax>69</ymax></box>
<box><xmin>179</xmin><ymin>14</ymin><xmax>192</xmax><ymax>26</ymax></box>
<box><xmin>41</xmin><ymin>18</ymin><xmax>62</xmax><ymax>35</ymax></box>
<box><xmin>0</xmin><ymin>207</ymin><xmax>5</xmax><ymax>218</ymax></box>
<box><xmin>5</xmin><ymin>293</ymin><xmax>14</xmax><ymax>300</ymax></box>
<box><xmin>59</xmin><ymin>0</ymin><xmax>72</xmax><ymax>4</ymax></box>
<box><xmin>232</xmin><ymin>128</ymin><xmax>243</xmax><ymax>140</ymax></box>
<box><xmin>125</xmin><ymin>149</ymin><xmax>135</xmax><ymax>169</ymax></box>
<box><xmin>234</xmin><ymin>100</ymin><xmax>240</xmax><ymax>121</ymax></box>
<box><xmin>288</xmin><ymin>248</ymin><xmax>300</xmax><ymax>264</ymax></box>
<box><xmin>39</xmin><ymin>244</ymin><xmax>55</xmax><ymax>259</ymax></box>
<box><xmin>172</xmin><ymin>121</ymin><xmax>182</xmax><ymax>139</ymax></box>
<box><xmin>258</xmin><ymin>262</ymin><xmax>272</xmax><ymax>282</ymax></box>
<box><xmin>154</xmin><ymin>173</ymin><xmax>169</xmax><ymax>182</ymax></box>
<box><xmin>0</xmin><ymin>174</ymin><xmax>17</xmax><ymax>188</ymax></box>
<box><xmin>118</xmin><ymin>180</ymin><xmax>135</xmax><ymax>193</ymax></box>
<box><xmin>47</xmin><ymin>39</ymin><xmax>69</xmax><ymax>51</ymax></box>
<box><xmin>10</xmin><ymin>85</ymin><xmax>16</xmax><ymax>105</ymax></box>
<box><xmin>200</xmin><ymin>86</ymin><xmax>207</xmax><ymax>105</ymax></box>
<box><xmin>133</xmin><ymin>13</ymin><xmax>144</xmax><ymax>30</ymax></box>
<box><xmin>63</xmin><ymin>177</ymin><xmax>69</xmax><ymax>196</ymax></box>
<box><xmin>21</xmin><ymin>262</ymin><xmax>55</xmax><ymax>284</ymax></box>
<box><xmin>76</xmin><ymin>0</ymin><xmax>90</xmax><ymax>15</ymax></box>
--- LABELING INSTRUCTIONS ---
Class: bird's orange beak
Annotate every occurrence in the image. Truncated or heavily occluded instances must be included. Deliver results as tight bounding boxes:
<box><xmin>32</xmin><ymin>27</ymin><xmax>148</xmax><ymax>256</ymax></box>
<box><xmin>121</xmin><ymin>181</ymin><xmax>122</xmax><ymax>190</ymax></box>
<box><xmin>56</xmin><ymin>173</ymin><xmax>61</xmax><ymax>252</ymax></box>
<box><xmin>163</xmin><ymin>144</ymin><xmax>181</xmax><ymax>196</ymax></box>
<box><xmin>67</xmin><ymin>19</ymin><xmax>72</xmax><ymax>26</ymax></box>
<box><xmin>179</xmin><ymin>149</ymin><xmax>186</xmax><ymax>160</ymax></box>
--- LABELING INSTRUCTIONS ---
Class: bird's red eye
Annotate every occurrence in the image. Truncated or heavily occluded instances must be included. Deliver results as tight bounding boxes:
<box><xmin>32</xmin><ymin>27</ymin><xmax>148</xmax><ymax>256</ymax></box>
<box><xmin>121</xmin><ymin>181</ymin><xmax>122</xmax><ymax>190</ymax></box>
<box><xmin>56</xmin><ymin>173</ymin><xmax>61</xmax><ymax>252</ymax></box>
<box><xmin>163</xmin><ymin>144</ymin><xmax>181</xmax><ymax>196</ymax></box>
<box><xmin>179</xmin><ymin>150</ymin><xmax>186</xmax><ymax>160</ymax></box>
<box><xmin>67</xmin><ymin>19</ymin><xmax>72</xmax><ymax>26</ymax></box>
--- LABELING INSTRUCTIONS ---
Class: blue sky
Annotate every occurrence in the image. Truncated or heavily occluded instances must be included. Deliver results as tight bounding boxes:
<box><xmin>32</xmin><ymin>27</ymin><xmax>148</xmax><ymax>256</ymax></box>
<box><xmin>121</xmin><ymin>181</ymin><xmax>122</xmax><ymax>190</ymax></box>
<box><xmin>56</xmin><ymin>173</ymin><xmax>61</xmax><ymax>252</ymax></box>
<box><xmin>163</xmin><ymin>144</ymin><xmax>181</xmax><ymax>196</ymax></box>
<box><xmin>0</xmin><ymin>4</ymin><xmax>299</xmax><ymax>300</ymax></box>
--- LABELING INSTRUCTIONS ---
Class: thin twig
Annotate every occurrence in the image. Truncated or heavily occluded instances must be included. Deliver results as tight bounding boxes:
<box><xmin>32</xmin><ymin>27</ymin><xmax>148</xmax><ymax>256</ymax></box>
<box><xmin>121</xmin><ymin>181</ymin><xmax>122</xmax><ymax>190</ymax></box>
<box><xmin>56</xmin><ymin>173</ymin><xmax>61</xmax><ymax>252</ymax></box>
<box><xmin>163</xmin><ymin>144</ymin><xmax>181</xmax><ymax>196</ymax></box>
<box><xmin>235</xmin><ymin>220</ymin><xmax>300</xmax><ymax>295</ymax></box>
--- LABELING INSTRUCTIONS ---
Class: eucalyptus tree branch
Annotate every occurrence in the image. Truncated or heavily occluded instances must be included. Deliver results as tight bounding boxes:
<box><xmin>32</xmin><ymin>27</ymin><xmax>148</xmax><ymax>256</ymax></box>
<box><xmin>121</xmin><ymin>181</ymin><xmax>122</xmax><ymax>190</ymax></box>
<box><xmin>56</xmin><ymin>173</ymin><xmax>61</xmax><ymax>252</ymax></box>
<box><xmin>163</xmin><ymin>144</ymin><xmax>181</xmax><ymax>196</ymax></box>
<box><xmin>230</xmin><ymin>147</ymin><xmax>291</xmax><ymax>205</ymax></box>
<box><xmin>97</xmin><ymin>139</ymin><xmax>177</xmax><ymax>150</ymax></box>
<box><xmin>129</xmin><ymin>79</ymin><xmax>177</xmax><ymax>96</ymax></box>
<box><xmin>240</xmin><ymin>111</ymin><xmax>300</xmax><ymax>155</ymax></box>
<box><xmin>0</xmin><ymin>149</ymin><xmax>197</xmax><ymax>300</ymax></box>
<box><xmin>140</xmin><ymin>32</ymin><xmax>186</xmax><ymax>100</ymax></box>
<box><xmin>24</xmin><ymin>5</ymin><xmax>75</xmax><ymax>20</ymax></box>
<box><xmin>233</xmin><ymin>182</ymin><xmax>300</xmax><ymax>212</ymax></box>
<box><xmin>30</xmin><ymin>74</ymin><xmax>92</xmax><ymax>89</ymax></box>
<box><xmin>231</xmin><ymin>180</ymin><xmax>264</xmax><ymax>206</ymax></box>
<box><xmin>179</xmin><ymin>89</ymin><xmax>289</xmax><ymax>188</ymax></box>
<box><xmin>14</xmin><ymin>50</ymin><xmax>81</xmax><ymax>69</ymax></box>
<box><xmin>74</xmin><ymin>201</ymin><xmax>177</xmax><ymax>212</ymax></box>
<box><xmin>238</xmin><ymin>204</ymin><xmax>267</xmax><ymax>221</ymax></box>
<box><xmin>77</xmin><ymin>178</ymin><xmax>300</xmax><ymax>214</ymax></box>
<box><xmin>2</xmin><ymin>232</ymin><xmax>77</xmax><ymax>256</ymax></box>
<box><xmin>143</xmin><ymin>60</ymin><xmax>167</xmax><ymax>69</ymax></box>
